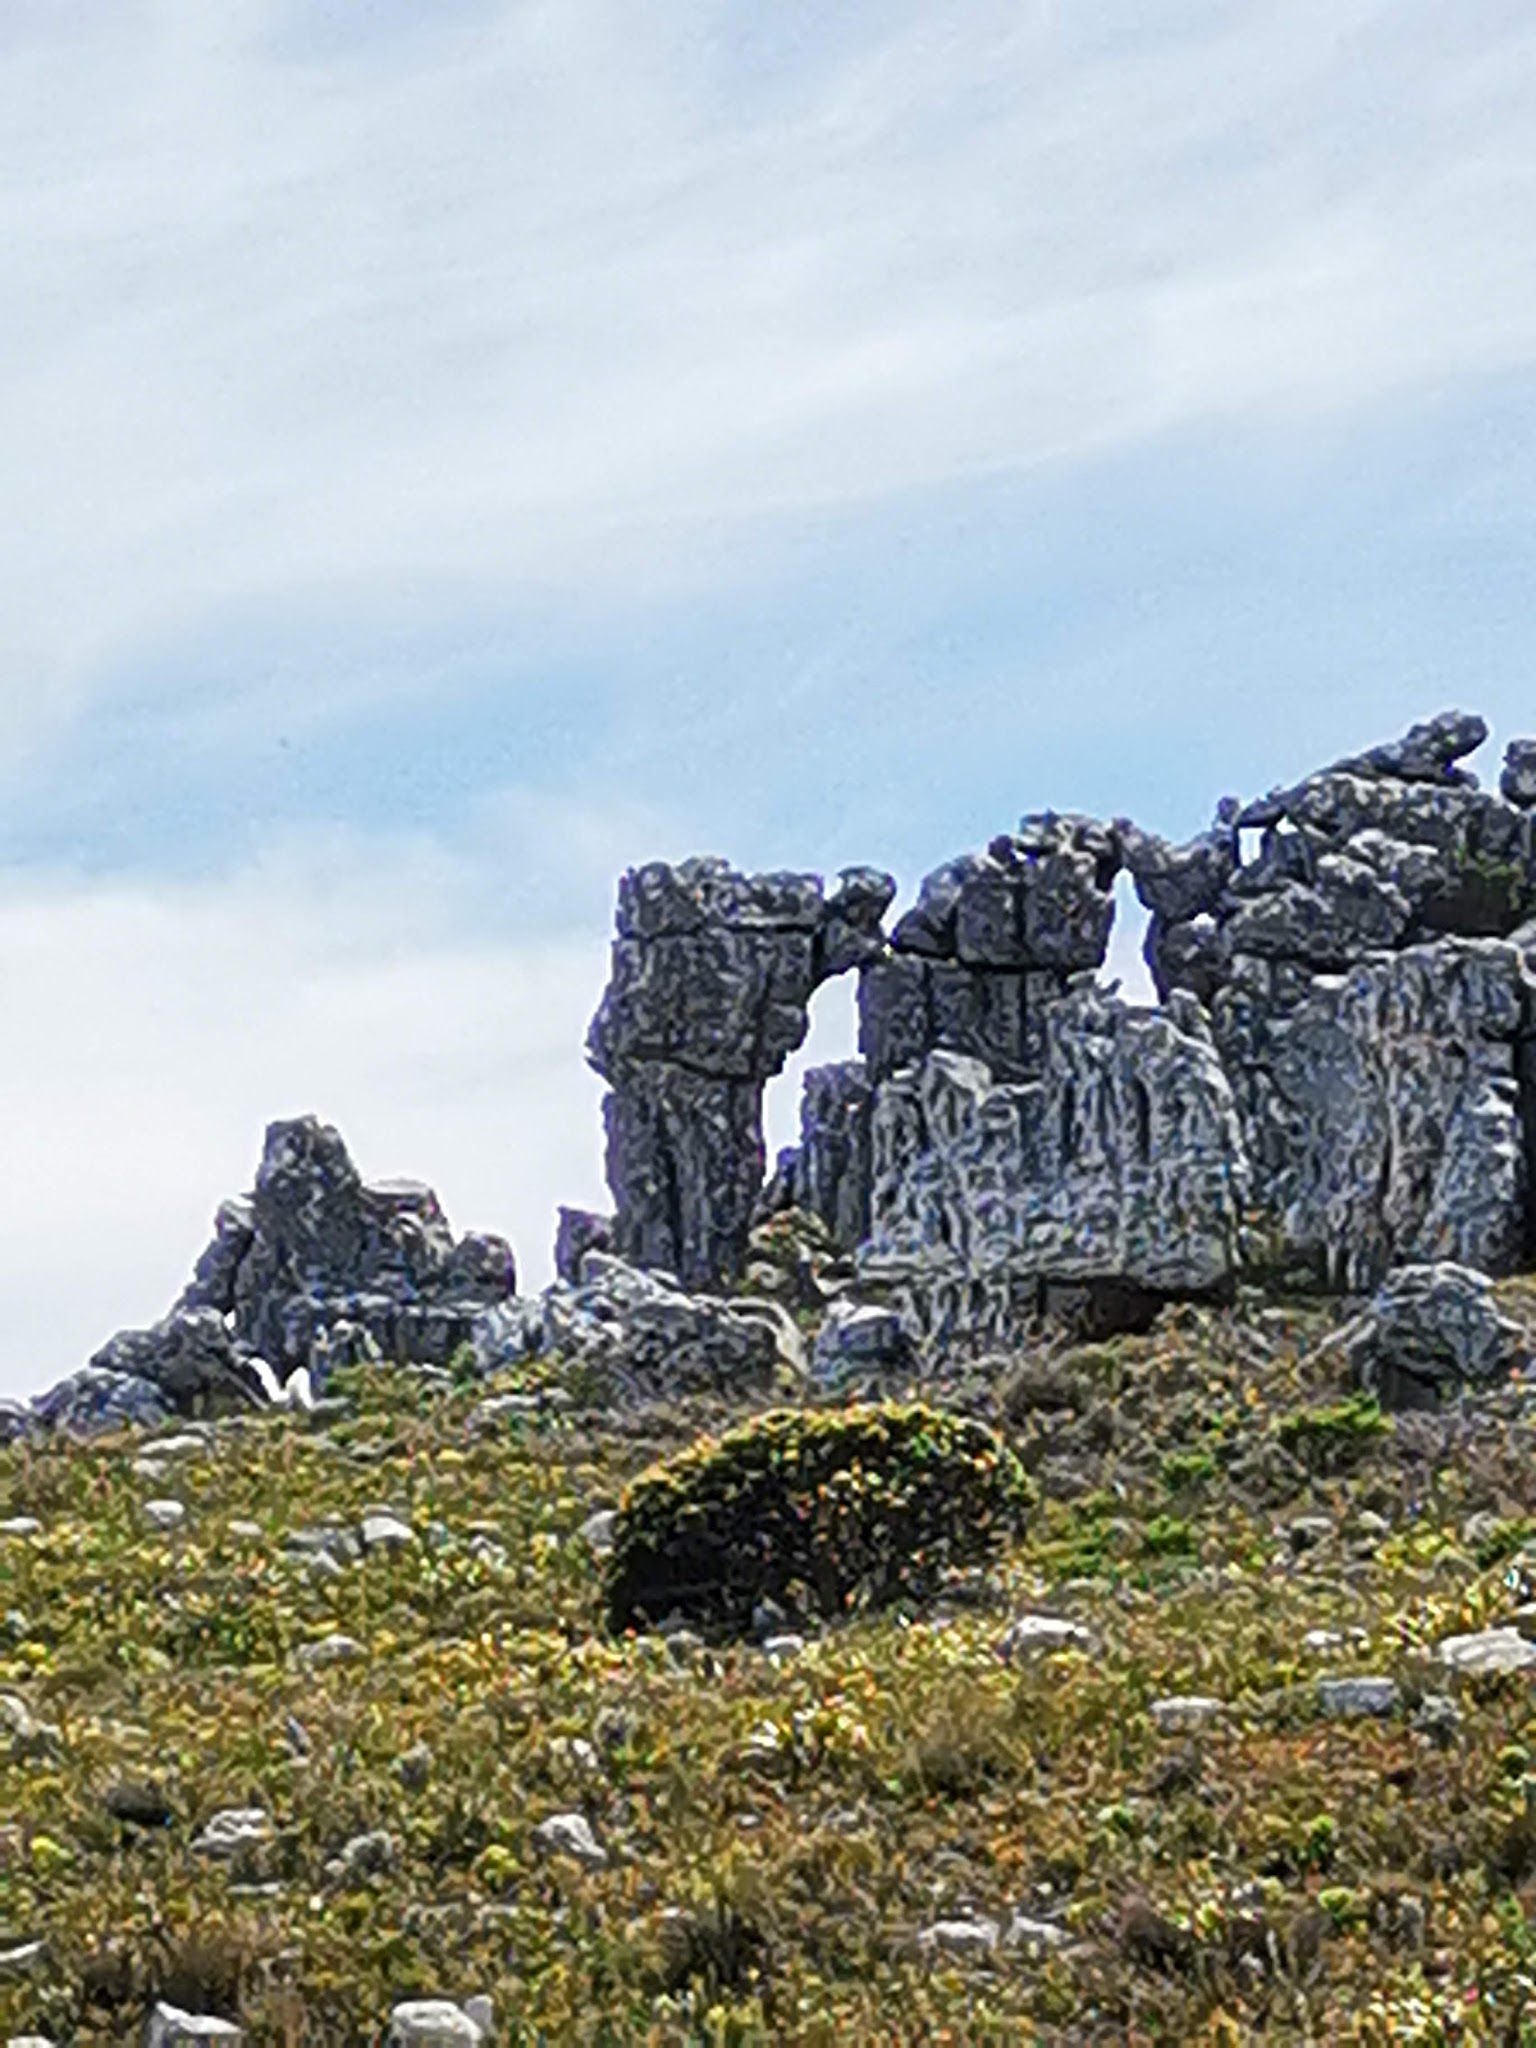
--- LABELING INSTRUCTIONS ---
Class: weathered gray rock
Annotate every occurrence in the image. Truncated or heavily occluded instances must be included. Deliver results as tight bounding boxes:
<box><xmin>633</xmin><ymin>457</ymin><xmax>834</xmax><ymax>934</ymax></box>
<box><xmin>386</xmin><ymin>2005</ymin><xmax>485</xmax><ymax>2048</ymax></box>
<box><xmin>143</xmin><ymin>2007</ymin><xmax>244</xmax><ymax>2046</ymax></box>
<box><xmin>554</xmin><ymin>1206</ymin><xmax>612</xmax><ymax>1283</ymax></box>
<box><xmin>810</xmin><ymin>1300</ymin><xmax>913</xmax><ymax>1390</ymax></box>
<box><xmin>1244</xmin><ymin>941</ymin><xmax>1536</xmax><ymax>1289</ymax></box>
<box><xmin>1438</xmin><ymin>1627</ymin><xmax>1536</xmax><ymax>1674</ymax></box>
<box><xmin>532</xmin><ymin>1810</ymin><xmax>607</xmax><ymax>1868</ymax></box>
<box><xmin>763</xmin><ymin>1061</ymin><xmax>874</xmax><ymax>1250</ymax></box>
<box><xmin>863</xmin><ymin>816</ymin><xmax>1120</xmax><ymax>1087</ymax></box>
<box><xmin>232</xmin><ymin>1119</ymin><xmax>515</xmax><ymax>1373</ymax></box>
<box><xmin>1503</xmin><ymin>740</ymin><xmax>1536</xmax><ymax>809</ymax></box>
<box><xmin>45</xmin><ymin>1116</ymin><xmax>519</xmax><ymax>1441</ymax></box>
<box><xmin>174</xmin><ymin>1198</ymin><xmax>255</xmax><ymax>1315</ymax></box>
<box><xmin>476</xmin><ymin>1253</ymin><xmax>777</xmax><ymax>1402</ymax></box>
<box><xmin>1333</xmin><ymin>1262</ymin><xmax>1527</xmax><ymax>1410</ymax></box>
<box><xmin>1317</xmin><ymin>1675</ymin><xmax>1400</xmax><ymax>1719</ymax></box>
<box><xmin>860</xmin><ymin>988</ymin><xmax>1247</xmax><ymax>1354</ymax></box>
<box><xmin>588</xmin><ymin>856</ymin><xmax>894</xmax><ymax>1287</ymax></box>
<box><xmin>90</xmin><ymin>1309</ymin><xmax>268</xmax><ymax>1417</ymax></box>
<box><xmin>1118</xmin><ymin>803</ymin><xmax>1239</xmax><ymax>925</ymax></box>
<box><xmin>29</xmin><ymin>1366</ymin><xmax>172</xmax><ymax>1438</ymax></box>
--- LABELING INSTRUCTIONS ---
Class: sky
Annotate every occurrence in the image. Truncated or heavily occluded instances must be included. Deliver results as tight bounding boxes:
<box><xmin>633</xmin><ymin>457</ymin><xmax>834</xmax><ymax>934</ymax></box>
<box><xmin>4</xmin><ymin>0</ymin><xmax>1536</xmax><ymax>1395</ymax></box>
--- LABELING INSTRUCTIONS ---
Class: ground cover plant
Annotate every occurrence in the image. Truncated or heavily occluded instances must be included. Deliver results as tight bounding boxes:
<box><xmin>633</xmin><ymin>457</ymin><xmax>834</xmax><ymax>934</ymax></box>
<box><xmin>6</xmin><ymin>1281</ymin><xmax>1536</xmax><ymax>2039</ymax></box>
<box><xmin>603</xmin><ymin>1402</ymin><xmax>1031</xmax><ymax>1634</ymax></box>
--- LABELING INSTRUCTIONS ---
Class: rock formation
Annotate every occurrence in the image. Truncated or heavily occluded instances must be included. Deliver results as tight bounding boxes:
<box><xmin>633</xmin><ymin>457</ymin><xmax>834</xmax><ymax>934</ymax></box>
<box><xmin>760</xmin><ymin>1060</ymin><xmax>873</xmax><ymax>1251</ymax></box>
<box><xmin>858</xmin><ymin>813</ymin><xmax>1121</xmax><ymax>1084</ymax></box>
<box><xmin>858</xmin><ymin>990</ymin><xmax>1248</xmax><ymax>1352</ymax></box>
<box><xmin>15</xmin><ymin>1117</ymin><xmax>518</xmax><ymax>1437</ymax></box>
<box><xmin>29</xmin><ymin>704</ymin><xmax>1536</xmax><ymax>1435</ymax></box>
<box><xmin>586</xmin><ymin>855</ymin><xmax>893</xmax><ymax>1288</ymax></box>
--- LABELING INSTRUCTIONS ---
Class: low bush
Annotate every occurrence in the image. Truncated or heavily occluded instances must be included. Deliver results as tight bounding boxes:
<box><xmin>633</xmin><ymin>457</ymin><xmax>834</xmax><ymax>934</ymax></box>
<box><xmin>1273</xmin><ymin>1393</ymin><xmax>1389</xmax><ymax>1473</ymax></box>
<box><xmin>604</xmin><ymin>1401</ymin><xmax>1031</xmax><ymax>1634</ymax></box>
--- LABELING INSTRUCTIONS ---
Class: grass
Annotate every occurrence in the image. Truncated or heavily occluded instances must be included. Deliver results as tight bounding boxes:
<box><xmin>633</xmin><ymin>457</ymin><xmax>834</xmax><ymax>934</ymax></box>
<box><xmin>4</xmin><ymin>1282</ymin><xmax>1536</xmax><ymax>2040</ymax></box>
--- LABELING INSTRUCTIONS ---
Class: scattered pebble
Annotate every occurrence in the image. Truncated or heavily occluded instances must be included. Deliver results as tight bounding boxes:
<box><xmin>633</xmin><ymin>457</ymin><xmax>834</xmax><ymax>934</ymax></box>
<box><xmin>295</xmin><ymin>1633</ymin><xmax>365</xmax><ymax>1668</ymax></box>
<box><xmin>142</xmin><ymin>1499</ymin><xmax>187</xmax><ymax>1530</ymax></box>
<box><xmin>1149</xmin><ymin>1695</ymin><xmax>1223</xmax><ymax>1734</ymax></box>
<box><xmin>917</xmin><ymin>1914</ymin><xmax>999</xmax><ymax>1959</ymax></box>
<box><xmin>191</xmin><ymin>1808</ymin><xmax>273</xmax><ymax>1859</ymax></box>
<box><xmin>1438</xmin><ymin>1627</ymin><xmax>1536</xmax><ymax>1675</ymax></box>
<box><xmin>143</xmin><ymin>2005</ymin><xmax>244</xmax><ymax>2045</ymax></box>
<box><xmin>996</xmin><ymin>1614</ymin><xmax>1097</xmax><ymax>1662</ymax></box>
<box><xmin>325</xmin><ymin>1828</ymin><xmax>397</xmax><ymax>1885</ymax></box>
<box><xmin>360</xmin><ymin>1512</ymin><xmax>415</xmax><ymax>1553</ymax></box>
<box><xmin>0</xmin><ymin>1518</ymin><xmax>41</xmax><ymax>1538</ymax></box>
<box><xmin>1317</xmin><ymin>1676</ymin><xmax>1400</xmax><ymax>1719</ymax></box>
<box><xmin>532</xmin><ymin>1810</ymin><xmax>607</xmax><ymax>1869</ymax></box>
<box><xmin>385</xmin><ymin>2001</ymin><xmax>485</xmax><ymax>2046</ymax></box>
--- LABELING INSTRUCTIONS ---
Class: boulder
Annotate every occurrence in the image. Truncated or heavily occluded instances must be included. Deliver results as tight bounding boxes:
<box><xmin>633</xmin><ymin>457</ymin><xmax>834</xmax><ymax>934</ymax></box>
<box><xmin>1502</xmin><ymin>739</ymin><xmax>1536</xmax><ymax>809</ymax></box>
<box><xmin>553</xmin><ymin>1206</ymin><xmax>612</xmax><ymax>1283</ymax></box>
<box><xmin>810</xmin><ymin>1300</ymin><xmax>913</xmax><ymax>1390</ymax></box>
<box><xmin>1334</xmin><ymin>1262</ymin><xmax>1527</xmax><ymax>1410</ymax></box>
<box><xmin>475</xmin><ymin>1253</ymin><xmax>778</xmax><ymax>1403</ymax></box>
<box><xmin>860</xmin><ymin>988</ymin><xmax>1248</xmax><ymax>1355</ymax></box>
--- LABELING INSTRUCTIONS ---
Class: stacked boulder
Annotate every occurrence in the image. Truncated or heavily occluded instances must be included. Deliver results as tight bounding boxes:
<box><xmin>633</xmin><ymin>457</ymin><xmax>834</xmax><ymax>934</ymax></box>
<box><xmin>16</xmin><ymin>1117</ymin><xmax>517</xmax><ymax>1438</ymax></box>
<box><xmin>1121</xmin><ymin>712</ymin><xmax>1536</xmax><ymax>1289</ymax></box>
<box><xmin>858</xmin><ymin>812</ymin><xmax>1121</xmax><ymax>1083</ymax></box>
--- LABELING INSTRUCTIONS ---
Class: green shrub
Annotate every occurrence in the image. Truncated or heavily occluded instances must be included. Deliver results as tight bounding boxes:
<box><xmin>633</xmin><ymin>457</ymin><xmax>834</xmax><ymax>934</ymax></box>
<box><xmin>604</xmin><ymin>1401</ymin><xmax>1031</xmax><ymax>1634</ymax></box>
<box><xmin>1273</xmin><ymin>1393</ymin><xmax>1389</xmax><ymax>1473</ymax></box>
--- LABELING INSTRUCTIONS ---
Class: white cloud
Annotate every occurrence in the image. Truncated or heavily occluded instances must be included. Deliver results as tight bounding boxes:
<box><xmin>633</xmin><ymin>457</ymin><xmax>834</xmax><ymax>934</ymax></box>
<box><xmin>4</xmin><ymin>0</ymin><xmax>1536</xmax><ymax>748</ymax></box>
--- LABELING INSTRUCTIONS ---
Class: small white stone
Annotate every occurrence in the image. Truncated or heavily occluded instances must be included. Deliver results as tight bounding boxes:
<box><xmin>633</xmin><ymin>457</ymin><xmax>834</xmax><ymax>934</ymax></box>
<box><xmin>0</xmin><ymin>1939</ymin><xmax>47</xmax><ymax>1973</ymax></box>
<box><xmin>386</xmin><ymin>1999</ymin><xmax>485</xmax><ymax>2045</ymax></box>
<box><xmin>1149</xmin><ymin>1695</ymin><xmax>1223</xmax><ymax>1734</ymax></box>
<box><xmin>917</xmin><ymin>1915</ymin><xmax>999</xmax><ymax>1958</ymax></box>
<box><xmin>360</xmin><ymin>1513</ymin><xmax>415</xmax><ymax>1552</ymax></box>
<box><xmin>142</xmin><ymin>1499</ymin><xmax>186</xmax><ymax>1530</ymax></box>
<box><xmin>578</xmin><ymin>1509</ymin><xmax>617</xmax><ymax>1554</ymax></box>
<box><xmin>227</xmin><ymin>1520</ymin><xmax>263</xmax><ymax>1540</ymax></box>
<box><xmin>996</xmin><ymin>1614</ymin><xmax>1096</xmax><ymax>1662</ymax></box>
<box><xmin>296</xmin><ymin>1633</ymin><xmax>365</xmax><ymax>1668</ymax></box>
<box><xmin>1439</xmin><ymin>1627</ymin><xmax>1536</xmax><ymax>1675</ymax></box>
<box><xmin>461</xmin><ymin>1996</ymin><xmax>494</xmax><ymax>2037</ymax></box>
<box><xmin>1003</xmin><ymin>1913</ymin><xmax>1071</xmax><ymax>1956</ymax></box>
<box><xmin>0</xmin><ymin>1519</ymin><xmax>41</xmax><ymax>1538</ymax></box>
<box><xmin>532</xmin><ymin>1810</ymin><xmax>607</xmax><ymax>1868</ymax></box>
<box><xmin>142</xmin><ymin>2002</ymin><xmax>245</xmax><ymax>2044</ymax></box>
<box><xmin>191</xmin><ymin>1808</ymin><xmax>272</xmax><ymax>1858</ymax></box>
<box><xmin>762</xmin><ymin>1634</ymin><xmax>806</xmax><ymax>1664</ymax></box>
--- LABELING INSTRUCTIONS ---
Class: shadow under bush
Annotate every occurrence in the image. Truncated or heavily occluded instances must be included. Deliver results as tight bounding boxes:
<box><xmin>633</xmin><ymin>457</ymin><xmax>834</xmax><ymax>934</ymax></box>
<box><xmin>604</xmin><ymin>1400</ymin><xmax>1030</xmax><ymax>1635</ymax></box>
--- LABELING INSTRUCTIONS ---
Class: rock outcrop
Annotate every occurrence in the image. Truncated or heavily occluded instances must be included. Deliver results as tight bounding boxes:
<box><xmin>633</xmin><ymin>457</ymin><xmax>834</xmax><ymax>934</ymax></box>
<box><xmin>858</xmin><ymin>813</ymin><xmax>1120</xmax><ymax>1085</ymax></box>
<box><xmin>473</xmin><ymin>1251</ymin><xmax>785</xmax><ymax>1401</ymax></box>
<box><xmin>21</xmin><ymin>1117</ymin><xmax>517</xmax><ymax>1438</ymax></box>
<box><xmin>586</xmin><ymin>856</ymin><xmax>893</xmax><ymax>1287</ymax></box>
<box><xmin>858</xmin><ymin>990</ymin><xmax>1248</xmax><ymax>1352</ymax></box>
<box><xmin>33</xmin><ymin>704</ymin><xmax>1536</xmax><ymax>1434</ymax></box>
<box><xmin>760</xmin><ymin>1059</ymin><xmax>874</xmax><ymax>1250</ymax></box>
